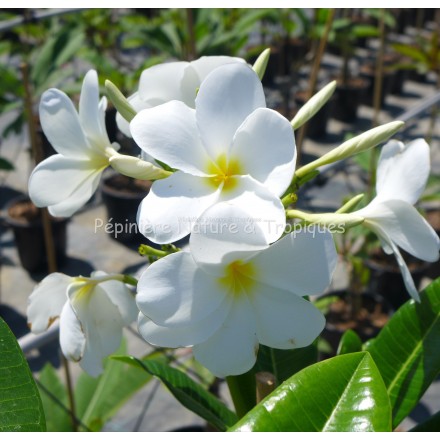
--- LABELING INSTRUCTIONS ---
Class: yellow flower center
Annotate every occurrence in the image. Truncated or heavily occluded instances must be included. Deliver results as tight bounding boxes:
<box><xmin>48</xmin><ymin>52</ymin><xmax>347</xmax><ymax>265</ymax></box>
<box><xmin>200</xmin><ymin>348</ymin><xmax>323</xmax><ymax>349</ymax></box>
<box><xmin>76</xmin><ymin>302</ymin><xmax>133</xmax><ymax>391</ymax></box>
<box><xmin>218</xmin><ymin>259</ymin><xmax>256</xmax><ymax>296</ymax></box>
<box><xmin>206</xmin><ymin>153</ymin><xmax>242</xmax><ymax>192</ymax></box>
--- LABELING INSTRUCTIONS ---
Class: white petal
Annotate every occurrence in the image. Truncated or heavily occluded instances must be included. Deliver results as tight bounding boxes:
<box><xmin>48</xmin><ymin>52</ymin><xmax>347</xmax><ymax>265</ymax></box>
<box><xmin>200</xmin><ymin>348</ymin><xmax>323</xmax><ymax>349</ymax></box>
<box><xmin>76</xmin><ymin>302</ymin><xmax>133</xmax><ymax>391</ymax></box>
<box><xmin>250</xmin><ymin>285</ymin><xmax>325</xmax><ymax>349</ymax></box>
<box><xmin>137</xmin><ymin>172</ymin><xmax>220</xmax><ymax>244</ymax></box>
<box><xmin>79</xmin><ymin>70</ymin><xmax>110</xmax><ymax>149</ymax></box>
<box><xmin>192</xmin><ymin>295</ymin><xmax>258</xmax><ymax>377</ymax></box>
<box><xmin>136</xmin><ymin>252</ymin><xmax>228</xmax><ymax>327</ymax></box>
<box><xmin>231</xmin><ymin>108</ymin><xmax>296</xmax><ymax>196</ymax></box>
<box><xmin>362</xmin><ymin>199</ymin><xmax>440</xmax><ymax>262</ymax></box>
<box><xmin>130</xmin><ymin>101</ymin><xmax>213</xmax><ymax>176</ymax></box>
<box><xmin>39</xmin><ymin>88</ymin><xmax>91</xmax><ymax>158</ymax></box>
<box><xmin>189</xmin><ymin>56</ymin><xmax>246</xmax><ymax>81</ymax></box>
<box><xmin>29</xmin><ymin>154</ymin><xmax>106</xmax><ymax>217</ymax></box>
<box><xmin>116</xmin><ymin>92</ymin><xmax>152</xmax><ymax>138</ymax></box>
<box><xmin>138</xmin><ymin>61</ymin><xmax>198</xmax><ymax>107</ymax></box>
<box><xmin>137</xmin><ymin>294</ymin><xmax>232</xmax><ymax>348</ymax></box>
<box><xmin>195</xmin><ymin>63</ymin><xmax>266</xmax><ymax>160</ymax></box>
<box><xmin>250</xmin><ymin>229</ymin><xmax>337</xmax><ymax>296</ymax></box>
<box><xmin>190</xmin><ymin>202</ymin><xmax>269</xmax><ymax>276</ymax></box>
<box><xmin>27</xmin><ymin>273</ymin><xmax>71</xmax><ymax>333</ymax></box>
<box><xmin>59</xmin><ymin>301</ymin><xmax>85</xmax><ymax>362</ymax></box>
<box><xmin>99</xmin><ymin>280</ymin><xmax>137</xmax><ymax>326</ymax></box>
<box><xmin>69</xmin><ymin>284</ymin><xmax>124</xmax><ymax>377</ymax></box>
<box><xmin>219</xmin><ymin>175</ymin><xmax>286</xmax><ymax>244</ymax></box>
<box><xmin>376</xmin><ymin>138</ymin><xmax>430</xmax><ymax>204</ymax></box>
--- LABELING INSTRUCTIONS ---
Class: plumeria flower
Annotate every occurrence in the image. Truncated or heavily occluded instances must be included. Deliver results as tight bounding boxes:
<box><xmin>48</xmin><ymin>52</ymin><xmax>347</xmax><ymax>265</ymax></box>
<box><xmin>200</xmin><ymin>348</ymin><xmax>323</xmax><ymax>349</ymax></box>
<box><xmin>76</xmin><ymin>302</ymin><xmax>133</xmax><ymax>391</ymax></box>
<box><xmin>136</xmin><ymin>203</ymin><xmax>337</xmax><ymax>377</ymax></box>
<box><xmin>354</xmin><ymin>138</ymin><xmax>440</xmax><ymax>301</ymax></box>
<box><xmin>29</xmin><ymin>70</ymin><xmax>119</xmax><ymax>217</ymax></box>
<box><xmin>131</xmin><ymin>63</ymin><xmax>296</xmax><ymax>244</ymax></box>
<box><xmin>116</xmin><ymin>56</ymin><xmax>246</xmax><ymax>137</ymax></box>
<box><xmin>27</xmin><ymin>271</ymin><xmax>137</xmax><ymax>376</ymax></box>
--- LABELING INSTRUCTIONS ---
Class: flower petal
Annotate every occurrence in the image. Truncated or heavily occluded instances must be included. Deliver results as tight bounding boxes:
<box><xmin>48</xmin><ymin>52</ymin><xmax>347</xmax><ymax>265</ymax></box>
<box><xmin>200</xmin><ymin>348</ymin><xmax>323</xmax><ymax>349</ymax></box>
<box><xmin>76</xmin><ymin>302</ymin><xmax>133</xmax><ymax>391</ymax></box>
<box><xmin>116</xmin><ymin>92</ymin><xmax>152</xmax><ymax>138</ymax></box>
<box><xmin>195</xmin><ymin>63</ymin><xmax>266</xmax><ymax>160</ymax></box>
<box><xmin>250</xmin><ymin>285</ymin><xmax>325</xmax><ymax>349</ymax></box>
<box><xmin>362</xmin><ymin>199</ymin><xmax>440</xmax><ymax>262</ymax></box>
<box><xmin>137</xmin><ymin>172</ymin><xmax>220</xmax><ymax>244</ymax></box>
<box><xmin>130</xmin><ymin>101</ymin><xmax>213</xmax><ymax>176</ymax></box>
<box><xmin>39</xmin><ymin>88</ymin><xmax>91</xmax><ymax>158</ymax></box>
<box><xmin>138</xmin><ymin>294</ymin><xmax>232</xmax><ymax>348</ymax></box>
<box><xmin>192</xmin><ymin>295</ymin><xmax>258</xmax><ymax>377</ymax></box>
<box><xmin>139</xmin><ymin>61</ymin><xmax>198</xmax><ymax>107</ymax></box>
<box><xmin>69</xmin><ymin>284</ymin><xmax>124</xmax><ymax>377</ymax></box>
<box><xmin>29</xmin><ymin>154</ymin><xmax>106</xmax><ymax>217</ymax></box>
<box><xmin>136</xmin><ymin>251</ymin><xmax>228</xmax><ymax>327</ymax></box>
<box><xmin>250</xmin><ymin>229</ymin><xmax>337</xmax><ymax>296</ymax></box>
<box><xmin>79</xmin><ymin>70</ymin><xmax>110</xmax><ymax>149</ymax></box>
<box><xmin>376</xmin><ymin>138</ymin><xmax>430</xmax><ymax>204</ymax></box>
<box><xmin>190</xmin><ymin>202</ymin><xmax>269</xmax><ymax>276</ymax></box>
<box><xmin>231</xmin><ymin>108</ymin><xmax>296</xmax><ymax>196</ymax></box>
<box><xmin>27</xmin><ymin>273</ymin><xmax>71</xmax><ymax>333</ymax></box>
<box><xmin>99</xmin><ymin>280</ymin><xmax>138</xmax><ymax>326</ymax></box>
<box><xmin>59</xmin><ymin>301</ymin><xmax>85</xmax><ymax>362</ymax></box>
<box><xmin>219</xmin><ymin>175</ymin><xmax>286</xmax><ymax>244</ymax></box>
<box><xmin>189</xmin><ymin>56</ymin><xmax>246</xmax><ymax>81</ymax></box>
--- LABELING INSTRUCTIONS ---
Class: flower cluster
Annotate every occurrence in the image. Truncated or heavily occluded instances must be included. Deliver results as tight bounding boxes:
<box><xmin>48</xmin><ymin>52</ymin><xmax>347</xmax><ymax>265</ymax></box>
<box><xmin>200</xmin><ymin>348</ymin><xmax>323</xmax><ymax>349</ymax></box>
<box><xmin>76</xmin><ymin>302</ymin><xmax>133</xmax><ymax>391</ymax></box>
<box><xmin>27</xmin><ymin>53</ymin><xmax>439</xmax><ymax>377</ymax></box>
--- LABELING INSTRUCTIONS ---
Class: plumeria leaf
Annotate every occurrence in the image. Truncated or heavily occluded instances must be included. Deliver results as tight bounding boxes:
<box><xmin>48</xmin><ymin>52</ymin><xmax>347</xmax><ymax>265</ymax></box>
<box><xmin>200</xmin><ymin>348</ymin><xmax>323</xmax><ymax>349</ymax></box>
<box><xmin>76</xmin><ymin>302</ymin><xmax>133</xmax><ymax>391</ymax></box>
<box><xmin>0</xmin><ymin>317</ymin><xmax>46</xmax><ymax>432</ymax></box>
<box><xmin>337</xmin><ymin>329</ymin><xmax>363</xmax><ymax>355</ymax></box>
<box><xmin>254</xmin><ymin>342</ymin><xmax>318</xmax><ymax>384</ymax></box>
<box><xmin>0</xmin><ymin>157</ymin><xmax>14</xmax><ymax>171</ymax></box>
<box><xmin>366</xmin><ymin>277</ymin><xmax>440</xmax><ymax>428</ymax></box>
<box><xmin>113</xmin><ymin>356</ymin><xmax>238</xmax><ymax>431</ymax></box>
<box><xmin>230</xmin><ymin>352</ymin><xmax>392</xmax><ymax>432</ymax></box>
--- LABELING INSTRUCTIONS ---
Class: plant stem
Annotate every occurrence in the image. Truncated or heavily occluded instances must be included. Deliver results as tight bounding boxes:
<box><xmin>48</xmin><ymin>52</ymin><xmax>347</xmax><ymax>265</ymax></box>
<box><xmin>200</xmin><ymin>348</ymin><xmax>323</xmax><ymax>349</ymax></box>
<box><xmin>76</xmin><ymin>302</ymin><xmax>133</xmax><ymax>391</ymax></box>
<box><xmin>226</xmin><ymin>372</ymin><xmax>256</xmax><ymax>419</ymax></box>
<box><xmin>296</xmin><ymin>8</ymin><xmax>334</xmax><ymax>164</ymax></box>
<box><xmin>62</xmin><ymin>354</ymin><xmax>78</xmax><ymax>431</ymax></box>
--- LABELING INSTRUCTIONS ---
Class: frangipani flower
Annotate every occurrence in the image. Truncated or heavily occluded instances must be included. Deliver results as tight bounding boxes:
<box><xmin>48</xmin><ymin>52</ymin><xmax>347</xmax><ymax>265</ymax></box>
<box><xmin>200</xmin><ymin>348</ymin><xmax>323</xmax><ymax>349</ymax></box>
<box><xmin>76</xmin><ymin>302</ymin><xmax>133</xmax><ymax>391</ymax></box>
<box><xmin>29</xmin><ymin>70</ymin><xmax>118</xmax><ymax>217</ymax></box>
<box><xmin>354</xmin><ymin>139</ymin><xmax>440</xmax><ymax>301</ymax></box>
<box><xmin>136</xmin><ymin>203</ymin><xmax>337</xmax><ymax>377</ymax></box>
<box><xmin>131</xmin><ymin>63</ymin><xmax>296</xmax><ymax>244</ymax></box>
<box><xmin>116</xmin><ymin>56</ymin><xmax>246</xmax><ymax>137</ymax></box>
<box><xmin>27</xmin><ymin>271</ymin><xmax>137</xmax><ymax>376</ymax></box>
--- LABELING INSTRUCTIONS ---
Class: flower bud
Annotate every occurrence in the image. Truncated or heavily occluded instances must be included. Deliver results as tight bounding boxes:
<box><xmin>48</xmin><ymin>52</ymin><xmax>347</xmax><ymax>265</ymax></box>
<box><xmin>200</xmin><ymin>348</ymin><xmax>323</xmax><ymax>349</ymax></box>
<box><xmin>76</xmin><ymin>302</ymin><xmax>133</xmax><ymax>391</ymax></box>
<box><xmin>252</xmin><ymin>48</ymin><xmax>271</xmax><ymax>81</ymax></box>
<box><xmin>109</xmin><ymin>153</ymin><xmax>172</xmax><ymax>181</ymax></box>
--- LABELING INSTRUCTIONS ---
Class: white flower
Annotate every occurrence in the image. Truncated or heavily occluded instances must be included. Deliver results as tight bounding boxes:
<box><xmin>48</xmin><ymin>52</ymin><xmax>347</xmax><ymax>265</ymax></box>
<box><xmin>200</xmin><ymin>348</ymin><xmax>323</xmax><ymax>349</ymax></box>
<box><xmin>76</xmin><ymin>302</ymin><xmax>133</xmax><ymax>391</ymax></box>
<box><xmin>354</xmin><ymin>139</ymin><xmax>440</xmax><ymax>301</ymax></box>
<box><xmin>27</xmin><ymin>271</ymin><xmax>137</xmax><ymax>376</ymax></box>
<box><xmin>29</xmin><ymin>70</ymin><xmax>118</xmax><ymax>217</ymax></box>
<box><xmin>116</xmin><ymin>56</ymin><xmax>246</xmax><ymax>137</ymax></box>
<box><xmin>130</xmin><ymin>63</ymin><xmax>296</xmax><ymax>244</ymax></box>
<box><xmin>136</xmin><ymin>203</ymin><xmax>337</xmax><ymax>377</ymax></box>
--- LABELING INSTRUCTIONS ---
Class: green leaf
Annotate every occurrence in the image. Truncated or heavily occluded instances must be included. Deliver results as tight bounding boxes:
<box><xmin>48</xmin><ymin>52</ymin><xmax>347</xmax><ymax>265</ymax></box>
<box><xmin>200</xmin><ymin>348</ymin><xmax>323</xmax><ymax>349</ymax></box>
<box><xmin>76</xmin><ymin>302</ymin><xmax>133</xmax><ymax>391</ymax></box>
<box><xmin>0</xmin><ymin>317</ymin><xmax>46</xmax><ymax>431</ymax></box>
<box><xmin>366</xmin><ymin>277</ymin><xmax>440</xmax><ymax>428</ymax></box>
<box><xmin>410</xmin><ymin>409</ymin><xmax>440</xmax><ymax>432</ymax></box>
<box><xmin>230</xmin><ymin>352</ymin><xmax>391</xmax><ymax>432</ymax></box>
<box><xmin>0</xmin><ymin>157</ymin><xmax>14</xmax><ymax>171</ymax></box>
<box><xmin>254</xmin><ymin>342</ymin><xmax>318</xmax><ymax>384</ymax></box>
<box><xmin>75</xmin><ymin>341</ymin><xmax>161</xmax><ymax>431</ymax></box>
<box><xmin>38</xmin><ymin>363</ymin><xmax>72</xmax><ymax>431</ymax></box>
<box><xmin>113</xmin><ymin>356</ymin><xmax>237</xmax><ymax>431</ymax></box>
<box><xmin>337</xmin><ymin>329</ymin><xmax>363</xmax><ymax>355</ymax></box>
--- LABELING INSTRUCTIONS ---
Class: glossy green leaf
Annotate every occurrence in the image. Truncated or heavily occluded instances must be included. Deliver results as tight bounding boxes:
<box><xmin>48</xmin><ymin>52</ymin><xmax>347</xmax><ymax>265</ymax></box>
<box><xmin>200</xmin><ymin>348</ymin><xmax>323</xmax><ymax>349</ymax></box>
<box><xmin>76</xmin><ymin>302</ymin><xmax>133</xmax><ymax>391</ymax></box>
<box><xmin>230</xmin><ymin>352</ymin><xmax>391</xmax><ymax>432</ymax></box>
<box><xmin>0</xmin><ymin>317</ymin><xmax>46</xmax><ymax>432</ymax></box>
<box><xmin>113</xmin><ymin>356</ymin><xmax>237</xmax><ymax>431</ymax></box>
<box><xmin>337</xmin><ymin>329</ymin><xmax>363</xmax><ymax>355</ymax></box>
<box><xmin>38</xmin><ymin>363</ymin><xmax>72</xmax><ymax>431</ymax></box>
<box><xmin>410</xmin><ymin>410</ymin><xmax>440</xmax><ymax>432</ymax></box>
<box><xmin>367</xmin><ymin>277</ymin><xmax>440</xmax><ymax>428</ymax></box>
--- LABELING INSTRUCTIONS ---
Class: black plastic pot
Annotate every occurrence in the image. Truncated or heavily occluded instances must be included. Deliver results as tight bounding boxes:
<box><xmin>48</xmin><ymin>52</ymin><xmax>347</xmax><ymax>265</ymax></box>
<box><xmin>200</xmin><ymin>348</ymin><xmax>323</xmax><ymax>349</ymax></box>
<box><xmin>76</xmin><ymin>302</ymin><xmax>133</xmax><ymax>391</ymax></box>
<box><xmin>4</xmin><ymin>196</ymin><xmax>69</xmax><ymax>273</ymax></box>
<box><xmin>333</xmin><ymin>78</ymin><xmax>369</xmax><ymax>123</ymax></box>
<box><xmin>101</xmin><ymin>174</ymin><xmax>150</xmax><ymax>244</ymax></box>
<box><xmin>360</xmin><ymin>64</ymin><xmax>393</xmax><ymax>107</ymax></box>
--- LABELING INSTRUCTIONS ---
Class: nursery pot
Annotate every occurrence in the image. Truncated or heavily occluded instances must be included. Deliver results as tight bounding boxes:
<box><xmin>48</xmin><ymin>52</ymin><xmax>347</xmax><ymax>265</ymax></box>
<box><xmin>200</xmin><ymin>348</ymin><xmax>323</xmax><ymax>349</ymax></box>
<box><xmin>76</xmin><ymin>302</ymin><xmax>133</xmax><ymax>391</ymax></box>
<box><xmin>101</xmin><ymin>174</ymin><xmax>151</xmax><ymax>243</ymax></box>
<box><xmin>365</xmin><ymin>250</ymin><xmax>430</xmax><ymax>310</ymax></box>
<box><xmin>360</xmin><ymin>63</ymin><xmax>393</xmax><ymax>107</ymax></box>
<box><xmin>4</xmin><ymin>196</ymin><xmax>69</xmax><ymax>273</ymax></box>
<box><xmin>333</xmin><ymin>78</ymin><xmax>369</xmax><ymax>123</ymax></box>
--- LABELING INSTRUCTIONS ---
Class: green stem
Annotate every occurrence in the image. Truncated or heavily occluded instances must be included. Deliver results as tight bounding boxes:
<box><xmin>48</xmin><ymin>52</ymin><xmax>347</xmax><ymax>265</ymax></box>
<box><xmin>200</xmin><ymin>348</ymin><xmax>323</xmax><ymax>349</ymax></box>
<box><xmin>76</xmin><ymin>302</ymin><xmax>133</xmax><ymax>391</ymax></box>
<box><xmin>138</xmin><ymin>244</ymin><xmax>169</xmax><ymax>258</ymax></box>
<box><xmin>226</xmin><ymin>371</ymin><xmax>257</xmax><ymax>419</ymax></box>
